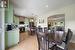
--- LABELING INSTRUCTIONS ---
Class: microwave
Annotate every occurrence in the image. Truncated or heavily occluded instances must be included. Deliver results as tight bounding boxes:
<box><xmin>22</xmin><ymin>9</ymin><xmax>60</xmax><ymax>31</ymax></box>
<box><xmin>6</xmin><ymin>24</ymin><xmax>18</xmax><ymax>31</ymax></box>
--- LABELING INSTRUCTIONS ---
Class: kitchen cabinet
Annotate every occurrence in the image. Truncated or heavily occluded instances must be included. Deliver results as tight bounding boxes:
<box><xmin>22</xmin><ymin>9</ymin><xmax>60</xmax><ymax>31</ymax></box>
<box><xmin>5</xmin><ymin>28</ymin><xmax>19</xmax><ymax>47</ymax></box>
<box><xmin>5</xmin><ymin>0</ymin><xmax>17</xmax><ymax>48</ymax></box>
<box><xmin>5</xmin><ymin>0</ymin><xmax>13</xmax><ymax>23</ymax></box>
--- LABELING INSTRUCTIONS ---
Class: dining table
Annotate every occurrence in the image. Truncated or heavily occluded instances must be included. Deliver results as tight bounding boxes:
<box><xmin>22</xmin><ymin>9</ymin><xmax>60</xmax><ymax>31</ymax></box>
<box><xmin>45</xmin><ymin>30</ymin><xmax>65</xmax><ymax>50</ymax></box>
<box><xmin>37</xmin><ymin>28</ymin><xmax>66</xmax><ymax>50</ymax></box>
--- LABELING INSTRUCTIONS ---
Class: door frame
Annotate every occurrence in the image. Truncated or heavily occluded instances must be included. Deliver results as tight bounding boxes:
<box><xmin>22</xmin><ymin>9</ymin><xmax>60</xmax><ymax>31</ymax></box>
<box><xmin>0</xmin><ymin>8</ymin><xmax>5</xmax><ymax>50</ymax></box>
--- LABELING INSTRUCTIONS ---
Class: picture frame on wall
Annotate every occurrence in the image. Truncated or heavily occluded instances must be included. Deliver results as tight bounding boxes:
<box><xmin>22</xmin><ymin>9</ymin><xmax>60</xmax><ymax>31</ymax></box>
<box><xmin>39</xmin><ymin>18</ymin><xmax>44</xmax><ymax>23</ymax></box>
<box><xmin>4</xmin><ymin>0</ymin><xmax>8</xmax><ymax>8</ymax></box>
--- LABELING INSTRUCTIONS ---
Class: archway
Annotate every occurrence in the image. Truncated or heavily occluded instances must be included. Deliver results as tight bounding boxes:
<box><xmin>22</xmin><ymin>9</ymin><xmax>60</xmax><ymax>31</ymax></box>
<box><xmin>47</xmin><ymin>14</ymin><xmax>65</xmax><ymax>30</ymax></box>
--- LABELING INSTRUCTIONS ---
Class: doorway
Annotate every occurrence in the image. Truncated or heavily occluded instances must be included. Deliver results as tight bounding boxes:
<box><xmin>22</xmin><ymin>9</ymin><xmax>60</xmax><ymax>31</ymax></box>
<box><xmin>19</xmin><ymin>17</ymin><xmax>36</xmax><ymax>42</ymax></box>
<box><xmin>47</xmin><ymin>14</ymin><xmax>65</xmax><ymax>30</ymax></box>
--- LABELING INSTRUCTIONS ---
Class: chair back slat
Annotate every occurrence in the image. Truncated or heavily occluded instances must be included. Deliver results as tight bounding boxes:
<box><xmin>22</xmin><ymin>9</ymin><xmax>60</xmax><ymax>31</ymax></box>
<box><xmin>65</xmin><ymin>29</ymin><xmax>73</xmax><ymax>44</ymax></box>
<box><xmin>36</xmin><ymin>27</ymin><xmax>47</xmax><ymax>50</ymax></box>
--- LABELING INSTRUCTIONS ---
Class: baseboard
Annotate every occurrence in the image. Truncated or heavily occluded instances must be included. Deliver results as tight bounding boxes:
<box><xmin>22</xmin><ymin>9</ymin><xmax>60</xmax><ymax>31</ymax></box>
<box><xmin>5</xmin><ymin>44</ymin><xmax>18</xmax><ymax>50</ymax></box>
<box><xmin>70</xmin><ymin>40</ymin><xmax>75</xmax><ymax>43</ymax></box>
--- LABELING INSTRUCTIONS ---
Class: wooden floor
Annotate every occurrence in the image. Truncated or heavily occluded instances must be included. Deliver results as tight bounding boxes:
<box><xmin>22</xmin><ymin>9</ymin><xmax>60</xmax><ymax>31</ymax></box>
<box><xmin>68</xmin><ymin>43</ymin><xmax>75</xmax><ymax>50</ymax></box>
<box><xmin>7</xmin><ymin>35</ymin><xmax>38</xmax><ymax>50</ymax></box>
<box><xmin>7</xmin><ymin>35</ymin><xmax>75</xmax><ymax>50</ymax></box>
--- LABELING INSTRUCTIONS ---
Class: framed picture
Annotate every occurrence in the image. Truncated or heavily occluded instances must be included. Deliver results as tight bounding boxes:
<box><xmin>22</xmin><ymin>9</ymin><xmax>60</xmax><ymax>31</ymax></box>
<box><xmin>5</xmin><ymin>0</ymin><xmax>8</xmax><ymax>8</ymax></box>
<box><xmin>39</xmin><ymin>18</ymin><xmax>44</xmax><ymax>23</ymax></box>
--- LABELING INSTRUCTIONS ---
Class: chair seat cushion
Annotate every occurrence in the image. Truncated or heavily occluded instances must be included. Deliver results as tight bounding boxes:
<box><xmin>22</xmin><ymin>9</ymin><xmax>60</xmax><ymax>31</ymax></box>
<box><xmin>57</xmin><ymin>42</ymin><xmax>65</xmax><ymax>49</ymax></box>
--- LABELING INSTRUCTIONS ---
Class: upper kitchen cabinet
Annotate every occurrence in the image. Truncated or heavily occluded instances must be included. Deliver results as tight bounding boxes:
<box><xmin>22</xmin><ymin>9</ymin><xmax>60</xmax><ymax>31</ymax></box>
<box><xmin>13</xmin><ymin>15</ymin><xmax>19</xmax><ymax>25</ymax></box>
<box><xmin>5</xmin><ymin>0</ymin><xmax>13</xmax><ymax>24</ymax></box>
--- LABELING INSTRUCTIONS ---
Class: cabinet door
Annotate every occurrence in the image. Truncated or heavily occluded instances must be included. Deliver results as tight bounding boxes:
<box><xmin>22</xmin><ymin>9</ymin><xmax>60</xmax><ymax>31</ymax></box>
<box><xmin>5</xmin><ymin>0</ymin><xmax>13</xmax><ymax>23</ymax></box>
<box><xmin>7</xmin><ymin>30</ymin><xmax>14</xmax><ymax>47</ymax></box>
<box><xmin>13</xmin><ymin>29</ymin><xmax>19</xmax><ymax>44</ymax></box>
<box><xmin>6</xmin><ymin>29</ymin><xmax>19</xmax><ymax>47</ymax></box>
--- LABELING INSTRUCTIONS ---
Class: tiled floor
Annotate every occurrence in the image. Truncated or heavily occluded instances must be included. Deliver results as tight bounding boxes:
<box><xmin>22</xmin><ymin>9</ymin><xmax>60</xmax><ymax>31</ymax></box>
<box><xmin>7</xmin><ymin>35</ymin><xmax>75</xmax><ymax>50</ymax></box>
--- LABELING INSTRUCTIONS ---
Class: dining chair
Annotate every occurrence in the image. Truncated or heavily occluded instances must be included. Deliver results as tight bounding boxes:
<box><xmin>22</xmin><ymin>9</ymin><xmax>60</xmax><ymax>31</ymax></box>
<box><xmin>47</xmin><ymin>29</ymin><xmax>56</xmax><ymax>50</ymax></box>
<box><xmin>56</xmin><ymin>29</ymin><xmax>73</xmax><ymax>50</ymax></box>
<box><xmin>36</xmin><ymin>27</ymin><xmax>47</xmax><ymax>50</ymax></box>
<box><xmin>44</xmin><ymin>27</ymin><xmax>48</xmax><ymax>33</ymax></box>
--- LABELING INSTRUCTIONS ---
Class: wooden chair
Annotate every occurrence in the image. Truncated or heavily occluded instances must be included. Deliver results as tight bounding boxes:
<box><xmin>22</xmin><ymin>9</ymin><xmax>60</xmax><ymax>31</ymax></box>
<box><xmin>36</xmin><ymin>27</ymin><xmax>48</xmax><ymax>50</ymax></box>
<box><xmin>56</xmin><ymin>29</ymin><xmax>73</xmax><ymax>50</ymax></box>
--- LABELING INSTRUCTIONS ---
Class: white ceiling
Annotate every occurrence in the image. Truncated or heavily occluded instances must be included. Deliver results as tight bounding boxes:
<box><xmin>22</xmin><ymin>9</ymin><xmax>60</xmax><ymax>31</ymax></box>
<box><xmin>11</xmin><ymin>0</ymin><xmax>75</xmax><ymax>17</ymax></box>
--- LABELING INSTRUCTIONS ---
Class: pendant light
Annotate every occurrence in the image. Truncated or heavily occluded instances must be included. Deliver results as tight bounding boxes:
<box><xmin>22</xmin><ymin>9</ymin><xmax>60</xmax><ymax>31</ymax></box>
<box><xmin>0</xmin><ymin>0</ymin><xmax>7</xmax><ymax>8</ymax></box>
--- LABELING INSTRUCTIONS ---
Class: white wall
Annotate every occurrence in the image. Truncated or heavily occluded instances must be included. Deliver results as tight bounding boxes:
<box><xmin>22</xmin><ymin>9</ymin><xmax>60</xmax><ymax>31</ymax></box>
<box><xmin>0</xmin><ymin>8</ymin><xmax>5</xmax><ymax>50</ymax></box>
<box><xmin>36</xmin><ymin>4</ymin><xmax>75</xmax><ymax>43</ymax></box>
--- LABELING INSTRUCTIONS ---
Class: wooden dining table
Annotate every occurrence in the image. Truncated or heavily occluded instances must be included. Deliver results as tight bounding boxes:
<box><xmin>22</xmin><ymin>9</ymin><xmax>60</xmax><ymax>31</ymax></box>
<box><xmin>45</xmin><ymin>31</ymin><xmax>65</xmax><ymax>50</ymax></box>
<box><xmin>37</xmin><ymin>29</ymin><xmax>65</xmax><ymax>50</ymax></box>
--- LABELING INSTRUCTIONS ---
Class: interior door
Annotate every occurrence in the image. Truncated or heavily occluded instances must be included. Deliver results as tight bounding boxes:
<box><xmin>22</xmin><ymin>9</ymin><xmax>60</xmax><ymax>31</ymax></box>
<box><xmin>0</xmin><ymin>8</ymin><xmax>5</xmax><ymax>50</ymax></box>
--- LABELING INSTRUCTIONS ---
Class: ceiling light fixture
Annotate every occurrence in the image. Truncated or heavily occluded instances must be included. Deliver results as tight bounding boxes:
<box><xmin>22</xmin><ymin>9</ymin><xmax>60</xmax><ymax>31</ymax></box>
<box><xmin>0</xmin><ymin>0</ymin><xmax>7</xmax><ymax>8</ymax></box>
<box><xmin>45</xmin><ymin>5</ymin><xmax>48</xmax><ymax>8</ymax></box>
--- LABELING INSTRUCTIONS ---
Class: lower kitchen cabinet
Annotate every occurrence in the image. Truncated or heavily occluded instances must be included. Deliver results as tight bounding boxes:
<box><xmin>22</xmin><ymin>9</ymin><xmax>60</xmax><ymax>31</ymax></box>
<box><xmin>5</xmin><ymin>28</ymin><xmax>19</xmax><ymax>48</ymax></box>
